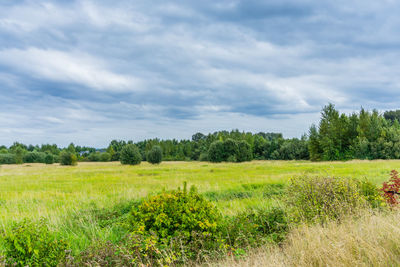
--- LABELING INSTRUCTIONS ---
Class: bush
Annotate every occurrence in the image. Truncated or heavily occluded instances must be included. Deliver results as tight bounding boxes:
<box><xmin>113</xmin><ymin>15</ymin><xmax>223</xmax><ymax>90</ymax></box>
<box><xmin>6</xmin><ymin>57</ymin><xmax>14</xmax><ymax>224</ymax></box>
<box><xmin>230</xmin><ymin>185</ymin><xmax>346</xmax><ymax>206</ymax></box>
<box><xmin>129</xmin><ymin>183</ymin><xmax>222</xmax><ymax>263</ymax></box>
<box><xmin>199</xmin><ymin>152</ymin><xmax>208</xmax><ymax>161</ymax></box>
<box><xmin>223</xmin><ymin>207</ymin><xmax>288</xmax><ymax>248</ymax></box>
<box><xmin>99</xmin><ymin>152</ymin><xmax>111</xmax><ymax>162</ymax></box>
<box><xmin>130</xmin><ymin>183</ymin><xmax>221</xmax><ymax>242</ymax></box>
<box><xmin>1</xmin><ymin>219</ymin><xmax>69</xmax><ymax>266</ymax></box>
<box><xmin>23</xmin><ymin>151</ymin><xmax>46</xmax><ymax>163</ymax></box>
<box><xmin>147</xmin><ymin>146</ymin><xmax>162</xmax><ymax>164</ymax></box>
<box><xmin>88</xmin><ymin>152</ymin><xmax>101</xmax><ymax>162</ymax></box>
<box><xmin>59</xmin><ymin>151</ymin><xmax>77</xmax><ymax>166</ymax></box>
<box><xmin>120</xmin><ymin>144</ymin><xmax>142</xmax><ymax>165</ymax></box>
<box><xmin>381</xmin><ymin>170</ymin><xmax>400</xmax><ymax>206</ymax></box>
<box><xmin>287</xmin><ymin>176</ymin><xmax>366</xmax><ymax>224</ymax></box>
<box><xmin>44</xmin><ymin>153</ymin><xmax>54</xmax><ymax>164</ymax></box>
<box><xmin>236</xmin><ymin>140</ymin><xmax>253</xmax><ymax>162</ymax></box>
<box><xmin>358</xmin><ymin>179</ymin><xmax>384</xmax><ymax>208</ymax></box>
<box><xmin>0</xmin><ymin>153</ymin><xmax>16</xmax><ymax>164</ymax></box>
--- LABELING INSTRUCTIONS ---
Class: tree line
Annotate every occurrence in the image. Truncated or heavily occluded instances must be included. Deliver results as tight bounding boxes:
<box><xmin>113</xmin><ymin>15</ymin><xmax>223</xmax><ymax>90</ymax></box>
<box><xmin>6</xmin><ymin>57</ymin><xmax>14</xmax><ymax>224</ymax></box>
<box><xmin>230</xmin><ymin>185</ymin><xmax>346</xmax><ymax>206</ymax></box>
<box><xmin>1</xmin><ymin>104</ymin><xmax>400</xmax><ymax>164</ymax></box>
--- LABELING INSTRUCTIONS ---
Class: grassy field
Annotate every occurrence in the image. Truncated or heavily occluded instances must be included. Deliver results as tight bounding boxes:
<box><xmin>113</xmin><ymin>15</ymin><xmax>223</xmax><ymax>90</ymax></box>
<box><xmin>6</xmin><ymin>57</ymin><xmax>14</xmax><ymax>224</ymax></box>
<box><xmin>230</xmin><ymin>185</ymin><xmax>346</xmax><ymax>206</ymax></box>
<box><xmin>1</xmin><ymin>160</ymin><xmax>398</xmax><ymax>224</ymax></box>
<box><xmin>0</xmin><ymin>160</ymin><xmax>399</xmax><ymax>258</ymax></box>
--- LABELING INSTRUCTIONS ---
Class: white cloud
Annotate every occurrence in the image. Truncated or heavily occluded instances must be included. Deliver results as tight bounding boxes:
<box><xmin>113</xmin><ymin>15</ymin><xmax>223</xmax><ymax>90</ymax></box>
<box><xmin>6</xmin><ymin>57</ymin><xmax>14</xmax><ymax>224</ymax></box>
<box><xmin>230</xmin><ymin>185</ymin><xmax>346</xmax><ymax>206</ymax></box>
<box><xmin>0</xmin><ymin>48</ymin><xmax>142</xmax><ymax>91</ymax></box>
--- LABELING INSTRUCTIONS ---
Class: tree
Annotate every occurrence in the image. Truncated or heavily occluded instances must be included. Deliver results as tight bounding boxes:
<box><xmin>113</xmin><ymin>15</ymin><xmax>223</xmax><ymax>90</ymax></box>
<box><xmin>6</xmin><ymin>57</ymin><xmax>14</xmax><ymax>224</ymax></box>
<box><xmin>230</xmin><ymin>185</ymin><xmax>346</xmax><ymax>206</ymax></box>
<box><xmin>147</xmin><ymin>146</ymin><xmax>162</xmax><ymax>164</ymax></box>
<box><xmin>120</xmin><ymin>144</ymin><xmax>141</xmax><ymax>165</ymax></box>
<box><xmin>99</xmin><ymin>152</ymin><xmax>111</xmax><ymax>162</ymax></box>
<box><xmin>208</xmin><ymin>140</ymin><xmax>224</xmax><ymax>162</ymax></box>
<box><xmin>59</xmin><ymin>151</ymin><xmax>77</xmax><ymax>166</ymax></box>
<box><xmin>236</xmin><ymin>140</ymin><xmax>252</xmax><ymax>162</ymax></box>
<box><xmin>222</xmin><ymin>138</ymin><xmax>238</xmax><ymax>161</ymax></box>
<box><xmin>44</xmin><ymin>153</ymin><xmax>54</xmax><ymax>164</ymax></box>
<box><xmin>384</xmin><ymin>110</ymin><xmax>400</xmax><ymax>123</ymax></box>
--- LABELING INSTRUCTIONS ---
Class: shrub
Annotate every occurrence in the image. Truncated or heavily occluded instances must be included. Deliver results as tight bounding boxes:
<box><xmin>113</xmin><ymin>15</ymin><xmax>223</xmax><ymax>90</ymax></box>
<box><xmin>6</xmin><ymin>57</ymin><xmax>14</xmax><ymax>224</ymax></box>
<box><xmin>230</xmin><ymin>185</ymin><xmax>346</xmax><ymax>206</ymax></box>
<box><xmin>223</xmin><ymin>207</ymin><xmax>288</xmax><ymax>249</ymax></box>
<box><xmin>120</xmin><ymin>144</ymin><xmax>141</xmax><ymax>165</ymax></box>
<box><xmin>208</xmin><ymin>140</ymin><xmax>224</xmax><ymax>162</ymax></box>
<box><xmin>147</xmin><ymin>146</ymin><xmax>162</xmax><ymax>164</ymax></box>
<box><xmin>23</xmin><ymin>151</ymin><xmax>46</xmax><ymax>163</ymax></box>
<box><xmin>0</xmin><ymin>153</ymin><xmax>16</xmax><ymax>164</ymax></box>
<box><xmin>199</xmin><ymin>152</ymin><xmax>208</xmax><ymax>161</ymax></box>
<box><xmin>88</xmin><ymin>152</ymin><xmax>101</xmax><ymax>162</ymax></box>
<box><xmin>130</xmin><ymin>183</ymin><xmax>221</xmax><ymax>242</ymax></box>
<box><xmin>129</xmin><ymin>183</ymin><xmax>222</xmax><ymax>263</ymax></box>
<box><xmin>44</xmin><ymin>153</ymin><xmax>54</xmax><ymax>164</ymax></box>
<box><xmin>287</xmin><ymin>176</ymin><xmax>365</xmax><ymax>224</ymax></box>
<box><xmin>236</xmin><ymin>140</ymin><xmax>253</xmax><ymax>162</ymax></box>
<box><xmin>99</xmin><ymin>152</ymin><xmax>111</xmax><ymax>162</ymax></box>
<box><xmin>59</xmin><ymin>151</ymin><xmax>77</xmax><ymax>166</ymax></box>
<box><xmin>358</xmin><ymin>179</ymin><xmax>384</xmax><ymax>208</ymax></box>
<box><xmin>13</xmin><ymin>147</ymin><xmax>25</xmax><ymax>164</ymax></box>
<box><xmin>381</xmin><ymin>170</ymin><xmax>400</xmax><ymax>206</ymax></box>
<box><xmin>1</xmin><ymin>219</ymin><xmax>69</xmax><ymax>266</ymax></box>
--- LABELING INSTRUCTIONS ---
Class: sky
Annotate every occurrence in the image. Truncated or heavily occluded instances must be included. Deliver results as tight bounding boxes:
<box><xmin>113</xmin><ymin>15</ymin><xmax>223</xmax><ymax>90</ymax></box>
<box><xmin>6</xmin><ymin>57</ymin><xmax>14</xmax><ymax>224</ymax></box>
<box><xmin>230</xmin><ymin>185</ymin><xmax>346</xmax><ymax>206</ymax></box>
<box><xmin>1</xmin><ymin>0</ymin><xmax>400</xmax><ymax>147</ymax></box>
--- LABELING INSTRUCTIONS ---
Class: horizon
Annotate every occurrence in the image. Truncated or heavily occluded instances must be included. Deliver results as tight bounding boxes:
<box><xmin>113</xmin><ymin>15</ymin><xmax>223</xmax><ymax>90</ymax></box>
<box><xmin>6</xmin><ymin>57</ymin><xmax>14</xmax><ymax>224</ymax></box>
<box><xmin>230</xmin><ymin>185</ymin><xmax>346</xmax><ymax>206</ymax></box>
<box><xmin>1</xmin><ymin>1</ymin><xmax>400</xmax><ymax>147</ymax></box>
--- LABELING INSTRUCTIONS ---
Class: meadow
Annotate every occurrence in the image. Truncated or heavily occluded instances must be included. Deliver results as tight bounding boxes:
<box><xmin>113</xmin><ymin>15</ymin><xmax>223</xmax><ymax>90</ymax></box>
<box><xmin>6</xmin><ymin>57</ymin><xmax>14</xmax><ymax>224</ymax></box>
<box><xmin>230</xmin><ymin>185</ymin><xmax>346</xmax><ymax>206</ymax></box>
<box><xmin>1</xmin><ymin>160</ymin><xmax>399</xmax><ymax>265</ymax></box>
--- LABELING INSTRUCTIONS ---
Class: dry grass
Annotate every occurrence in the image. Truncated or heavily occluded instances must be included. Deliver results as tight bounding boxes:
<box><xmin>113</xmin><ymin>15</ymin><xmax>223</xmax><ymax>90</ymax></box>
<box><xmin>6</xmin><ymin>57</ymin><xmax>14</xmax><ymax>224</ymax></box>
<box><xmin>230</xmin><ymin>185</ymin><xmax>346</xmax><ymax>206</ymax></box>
<box><xmin>216</xmin><ymin>210</ymin><xmax>400</xmax><ymax>267</ymax></box>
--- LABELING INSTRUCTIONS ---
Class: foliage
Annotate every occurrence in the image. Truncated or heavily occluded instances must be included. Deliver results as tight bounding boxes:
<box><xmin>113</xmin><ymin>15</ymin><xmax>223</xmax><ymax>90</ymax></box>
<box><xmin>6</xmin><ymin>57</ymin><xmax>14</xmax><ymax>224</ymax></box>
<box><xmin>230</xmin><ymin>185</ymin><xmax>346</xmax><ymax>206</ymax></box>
<box><xmin>381</xmin><ymin>170</ymin><xmax>400</xmax><ymax>206</ymax></box>
<box><xmin>208</xmin><ymin>139</ymin><xmax>253</xmax><ymax>163</ymax></box>
<box><xmin>223</xmin><ymin>207</ymin><xmax>288</xmax><ymax>248</ymax></box>
<box><xmin>147</xmin><ymin>146</ymin><xmax>163</xmax><ymax>164</ymax></box>
<box><xmin>60</xmin><ymin>151</ymin><xmax>78</xmax><ymax>166</ymax></box>
<box><xmin>128</xmin><ymin>183</ymin><xmax>223</xmax><ymax>263</ymax></box>
<box><xmin>236</xmin><ymin>140</ymin><xmax>253</xmax><ymax>162</ymax></box>
<box><xmin>129</xmin><ymin>183</ymin><xmax>221</xmax><ymax>243</ymax></box>
<box><xmin>208</xmin><ymin>140</ymin><xmax>225</xmax><ymax>162</ymax></box>
<box><xmin>99</xmin><ymin>152</ymin><xmax>111</xmax><ymax>162</ymax></box>
<box><xmin>1</xmin><ymin>219</ymin><xmax>69</xmax><ymax>266</ymax></box>
<box><xmin>23</xmin><ymin>151</ymin><xmax>47</xmax><ymax>163</ymax></box>
<box><xmin>357</xmin><ymin>179</ymin><xmax>384</xmax><ymax>208</ymax></box>
<box><xmin>287</xmin><ymin>176</ymin><xmax>366</xmax><ymax>224</ymax></box>
<box><xmin>309</xmin><ymin>104</ymin><xmax>400</xmax><ymax>161</ymax></box>
<box><xmin>0</xmin><ymin>153</ymin><xmax>16</xmax><ymax>164</ymax></box>
<box><xmin>120</xmin><ymin>144</ymin><xmax>142</xmax><ymax>165</ymax></box>
<box><xmin>88</xmin><ymin>152</ymin><xmax>111</xmax><ymax>162</ymax></box>
<box><xmin>44</xmin><ymin>153</ymin><xmax>54</xmax><ymax>164</ymax></box>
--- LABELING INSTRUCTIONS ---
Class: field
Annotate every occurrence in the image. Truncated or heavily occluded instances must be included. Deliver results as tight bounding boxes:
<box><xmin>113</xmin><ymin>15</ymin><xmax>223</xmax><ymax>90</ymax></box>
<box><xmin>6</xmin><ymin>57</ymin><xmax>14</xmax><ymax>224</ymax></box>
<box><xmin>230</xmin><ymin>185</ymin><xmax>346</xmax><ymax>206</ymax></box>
<box><xmin>1</xmin><ymin>160</ymin><xmax>400</xmax><ymax>263</ymax></box>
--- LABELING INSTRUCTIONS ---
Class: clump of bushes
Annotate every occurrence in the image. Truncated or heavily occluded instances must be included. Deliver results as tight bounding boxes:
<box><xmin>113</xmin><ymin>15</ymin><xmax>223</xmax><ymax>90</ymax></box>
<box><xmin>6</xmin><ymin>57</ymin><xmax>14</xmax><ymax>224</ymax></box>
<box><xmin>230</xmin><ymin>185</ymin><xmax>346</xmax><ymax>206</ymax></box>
<box><xmin>286</xmin><ymin>176</ymin><xmax>383</xmax><ymax>224</ymax></box>
<box><xmin>223</xmin><ymin>207</ymin><xmax>288</xmax><ymax>249</ymax></box>
<box><xmin>1</xmin><ymin>219</ymin><xmax>69</xmax><ymax>266</ymax></box>
<box><xmin>44</xmin><ymin>153</ymin><xmax>54</xmax><ymax>164</ymax></box>
<box><xmin>120</xmin><ymin>144</ymin><xmax>141</xmax><ymax>165</ymax></box>
<box><xmin>208</xmin><ymin>139</ymin><xmax>253</xmax><ymax>163</ymax></box>
<box><xmin>129</xmin><ymin>183</ymin><xmax>222</xmax><ymax>263</ymax></box>
<box><xmin>23</xmin><ymin>151</ymin><xmax>47</xmax><ymax>163</ymax></box>
<box><xmin>381</xmin><ymin>170</ymin><xmax>400</xmax><ymax>206</ymax></box>
<box><xmin>147</xmin><ymin>146</ymin><xmax>162</xmax><ymax>164</ymax></box>
<box><xmin>0</xmin><ymin>153</ymin><xmax>16</xmax><ymax>164</ymax></box>
<box><xmin>287</xmin><ymin>176</ymin><xmax>363</xmax><ymax>223</ymax></box>
<box><xmin>60</xmin><ymin>151</ymin><xmax>77</xmax><ymax>166</ymax></box>
<box><xmin>88</xmin><ymin>152</ymin><xmax>111</xmax><ymax>162</ymax></box>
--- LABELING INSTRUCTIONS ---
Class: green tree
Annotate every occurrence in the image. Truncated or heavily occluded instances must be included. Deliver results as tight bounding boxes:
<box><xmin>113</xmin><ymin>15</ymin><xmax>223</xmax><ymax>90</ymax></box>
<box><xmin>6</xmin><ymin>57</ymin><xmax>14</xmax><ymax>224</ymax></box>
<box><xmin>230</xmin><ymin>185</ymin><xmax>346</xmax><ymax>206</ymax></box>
<box><xmin>208</xmin><ymin>140</ymin><xmax>224</xmax><ymax>162</ymax></box>
<box><xmin>147</xmin><ymin>146</ymin><xmax>162</xmax><ymax>164</ymax></box>
<box><xmin>120</xmin><ymin>144</ymin><xmax>142</xmax><ymax>165</ymax></box>
<box><xmin>236</xmin><ymin>140</ymin><xmax>253</xmax><ymax>162</ymax></box>
<box><xmin>59</xmin><ymin>151</ymin><xmax>77</xmax><ymax>166</ymax></box>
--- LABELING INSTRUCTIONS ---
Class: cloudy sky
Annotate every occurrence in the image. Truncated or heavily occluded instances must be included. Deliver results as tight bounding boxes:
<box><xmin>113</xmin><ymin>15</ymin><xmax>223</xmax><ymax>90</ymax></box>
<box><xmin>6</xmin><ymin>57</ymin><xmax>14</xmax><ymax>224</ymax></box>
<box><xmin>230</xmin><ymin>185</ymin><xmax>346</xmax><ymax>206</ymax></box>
<box><xmin>0</xmin><ymin>0</ymin><xmax>399</xmax><ymax>147</ymax></box>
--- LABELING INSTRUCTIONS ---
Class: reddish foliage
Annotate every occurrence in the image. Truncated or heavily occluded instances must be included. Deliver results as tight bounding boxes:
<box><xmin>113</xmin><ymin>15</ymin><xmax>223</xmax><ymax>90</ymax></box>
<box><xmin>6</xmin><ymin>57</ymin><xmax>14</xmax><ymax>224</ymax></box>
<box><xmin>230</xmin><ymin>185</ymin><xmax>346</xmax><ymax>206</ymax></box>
<box><xmin>381</xmin><ymin>170</ymin><xmax>400</xmax><ymax>206</ymax></box>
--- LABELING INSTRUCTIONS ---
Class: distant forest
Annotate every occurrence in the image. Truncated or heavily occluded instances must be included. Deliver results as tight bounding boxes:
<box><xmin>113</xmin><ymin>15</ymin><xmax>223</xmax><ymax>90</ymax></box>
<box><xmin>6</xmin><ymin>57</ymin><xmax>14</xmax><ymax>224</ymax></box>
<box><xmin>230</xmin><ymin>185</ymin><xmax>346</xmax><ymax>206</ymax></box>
<box><xmin>1</xmin><ymin>104</ymin><xmax>400</xmax><ymax>164</ymax></box>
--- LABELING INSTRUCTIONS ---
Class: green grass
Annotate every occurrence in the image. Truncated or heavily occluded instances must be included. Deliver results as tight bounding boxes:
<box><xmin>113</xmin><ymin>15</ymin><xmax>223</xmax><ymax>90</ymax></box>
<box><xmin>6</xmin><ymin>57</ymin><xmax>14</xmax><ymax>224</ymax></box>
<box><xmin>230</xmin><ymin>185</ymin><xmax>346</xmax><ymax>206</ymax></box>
<box><xmin>0</xmin><ymin>160</ymin><xmax>399</xmax><ymax>254</ymax></box>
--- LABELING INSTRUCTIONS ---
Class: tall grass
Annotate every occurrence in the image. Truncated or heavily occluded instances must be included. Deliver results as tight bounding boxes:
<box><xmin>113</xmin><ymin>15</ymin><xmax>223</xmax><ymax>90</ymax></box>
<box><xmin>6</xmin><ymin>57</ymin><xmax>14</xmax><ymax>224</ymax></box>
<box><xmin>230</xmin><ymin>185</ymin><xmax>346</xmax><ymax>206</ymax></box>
<box><xmin>217</xmin><ymin>210</ymin><xmax>400</xmax><ymax>266</ymax></box>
